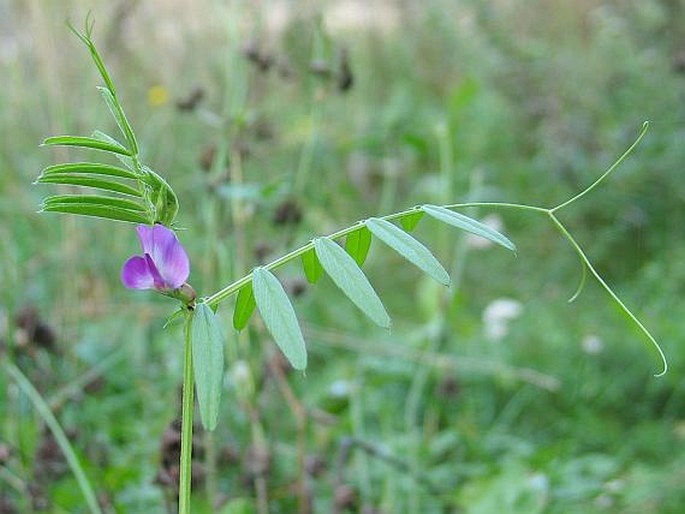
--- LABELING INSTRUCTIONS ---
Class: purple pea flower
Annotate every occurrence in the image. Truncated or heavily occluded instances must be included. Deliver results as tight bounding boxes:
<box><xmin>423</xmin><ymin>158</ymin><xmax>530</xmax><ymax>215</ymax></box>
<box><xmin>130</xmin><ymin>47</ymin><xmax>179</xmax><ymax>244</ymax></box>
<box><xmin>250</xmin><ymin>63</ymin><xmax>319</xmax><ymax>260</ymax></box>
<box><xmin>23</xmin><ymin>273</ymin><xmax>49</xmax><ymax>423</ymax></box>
<box><xmin>121</xmin><ymin>224</ymin><xmax>191</xmax><ymax>298</ymax></box>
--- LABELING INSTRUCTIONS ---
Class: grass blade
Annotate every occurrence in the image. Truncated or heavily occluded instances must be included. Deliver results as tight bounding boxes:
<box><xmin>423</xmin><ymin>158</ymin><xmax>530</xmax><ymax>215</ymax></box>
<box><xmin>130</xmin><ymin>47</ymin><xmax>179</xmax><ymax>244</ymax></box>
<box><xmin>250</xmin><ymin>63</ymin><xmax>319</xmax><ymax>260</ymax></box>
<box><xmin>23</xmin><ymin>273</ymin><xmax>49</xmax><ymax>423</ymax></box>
<box><xmin>366</xmin><ymin>218</ymin><xmax>450</xmax><ymax>286</ymax></box>
<box><xmin>314</xmin><ymin>237</ymin><xmax>390</xmax><ymax>328</ymax></box>
<box><xmin>191</xmin><ymin>304</ymin><xmax>225</xmax><ymax>431</ymax></box>
<box><xmin>252</xmin><ymin>268</ymin><xmax>308</xmax><ymax>370</ymax></box>
<box><xmin>422</xmin><ymin>204</ymin><xmax>516</xmax><ymax>252</ymax></box>
<box><xmin>5</xmin><ymin>362</ymin><xmax>103</xmax><ymax>514</ymax></box>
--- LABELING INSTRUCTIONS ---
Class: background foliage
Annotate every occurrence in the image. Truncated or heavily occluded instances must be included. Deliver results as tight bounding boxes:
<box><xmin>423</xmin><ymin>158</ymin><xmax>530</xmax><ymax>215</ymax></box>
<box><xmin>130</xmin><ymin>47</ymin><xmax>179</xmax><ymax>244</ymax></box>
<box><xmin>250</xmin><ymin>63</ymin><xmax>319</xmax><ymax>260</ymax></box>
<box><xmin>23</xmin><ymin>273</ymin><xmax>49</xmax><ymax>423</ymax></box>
<box><xmin>1</xmin><ymin>0</ymin><xmax>684</xmax><ymax>512</ymax></box>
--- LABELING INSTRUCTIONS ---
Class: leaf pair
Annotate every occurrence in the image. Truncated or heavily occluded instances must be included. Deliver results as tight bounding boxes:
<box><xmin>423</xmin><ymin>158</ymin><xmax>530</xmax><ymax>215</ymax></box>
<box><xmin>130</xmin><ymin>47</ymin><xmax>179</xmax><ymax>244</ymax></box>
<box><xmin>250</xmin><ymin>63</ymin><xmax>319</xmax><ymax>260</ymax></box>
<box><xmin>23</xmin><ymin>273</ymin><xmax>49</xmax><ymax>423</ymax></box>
<box><xmin>36</xmin><ymin>160</ymin><xmax>152</xmax><ymax>224</ymax></box>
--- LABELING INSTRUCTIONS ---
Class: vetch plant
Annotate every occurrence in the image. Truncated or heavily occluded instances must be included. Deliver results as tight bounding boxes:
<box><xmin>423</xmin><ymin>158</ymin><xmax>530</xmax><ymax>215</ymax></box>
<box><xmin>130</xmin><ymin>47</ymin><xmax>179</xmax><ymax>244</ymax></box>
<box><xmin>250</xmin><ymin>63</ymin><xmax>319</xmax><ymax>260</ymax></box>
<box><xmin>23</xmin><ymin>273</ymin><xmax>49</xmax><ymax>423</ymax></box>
<box><xmin>29</xmin><ymin>20</ymin><xmax>668</xmax><ymax>514</ymax></box>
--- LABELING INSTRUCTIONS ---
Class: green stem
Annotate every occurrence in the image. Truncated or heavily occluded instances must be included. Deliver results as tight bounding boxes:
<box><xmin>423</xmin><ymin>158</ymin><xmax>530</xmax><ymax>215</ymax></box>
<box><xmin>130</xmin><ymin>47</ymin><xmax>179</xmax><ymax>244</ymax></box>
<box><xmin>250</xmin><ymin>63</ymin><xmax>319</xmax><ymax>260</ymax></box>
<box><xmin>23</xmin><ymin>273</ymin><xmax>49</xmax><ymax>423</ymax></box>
<box><xmin>442</xmin><ymin>201</ymin><xmax>550</xmax><ymax>214</ymax></box>
<box><xmin>5</xmin><ymin>362</ymin><xmax>103</xmax><ymax>514</ymax></box>
<box><xmin>179</xmin><ymin>315</ymin><xmax>195</xmax><ymax>514</ymax></box>
<box><xmin>550</xmin><ymin>121</ymin><xmax>650</xmax><ymax>213</ymax></box>
<box><xmin>548</xmin><ymin>213</ymin><xmax>667</xmax><ymax>377</ymax></box>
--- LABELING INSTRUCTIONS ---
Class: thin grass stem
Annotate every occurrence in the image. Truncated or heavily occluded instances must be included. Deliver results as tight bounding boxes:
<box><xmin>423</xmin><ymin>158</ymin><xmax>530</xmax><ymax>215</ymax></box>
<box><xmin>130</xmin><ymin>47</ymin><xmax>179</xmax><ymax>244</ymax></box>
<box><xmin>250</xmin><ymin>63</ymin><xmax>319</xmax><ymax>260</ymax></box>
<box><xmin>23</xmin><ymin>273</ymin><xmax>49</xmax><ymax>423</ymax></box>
<box><xmin>5</xmin><ymin>362</ymin><xmax>103</xmax><ymax>514</ymax></box>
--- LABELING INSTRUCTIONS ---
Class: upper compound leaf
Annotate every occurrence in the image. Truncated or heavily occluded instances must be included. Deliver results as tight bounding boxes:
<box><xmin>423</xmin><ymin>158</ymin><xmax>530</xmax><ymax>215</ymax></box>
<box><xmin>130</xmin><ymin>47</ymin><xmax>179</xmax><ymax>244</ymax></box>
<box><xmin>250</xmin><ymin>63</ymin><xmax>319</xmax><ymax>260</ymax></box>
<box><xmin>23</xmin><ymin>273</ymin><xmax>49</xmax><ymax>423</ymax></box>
<box><xmin>40</xmin><ymin>203</ymin><xmax>150</xmax><ymax>224</ymax></box>
<box><xmin>366</xmin><ymin>218</ymin><xmax>450</xmax><ymax>286</ymax></box>
<box><xmin>36</xmin><ymin>174</ymin><xmax>142</xmax><ymax>197</ymax></box>
<box><xmin>345</xmin><ymin>226</ymin><xmax>372</xmax><ymax>266</ymax></box>
<box><xmin>422</xmin><ymin>204</ymin><xmax>516</xmax><ymax>252</ymax></box>
<box><xmin>39</xmin><ymin>162</ymin><xmax>138</xmax><ymax>180</ymax></box>
<box><xmin>399</xmin><ymin>210</ymin><xmax>424</xmax><ymax>232</ymax></box>
<box><xmin>252</xmin><ymin>268</ymin><xmax>307</xmax><ymax>370</ymax></box>
<box><xmin>301</xmin><ymin>248</ymin><xmax>324</xmax><ymax>284</ymax></box>
<box><xmin>314</xmin><ymin>237</ymin><xmax>390</xmax><ymax>329</ymax></box>
<box><xmin>42</xmin><ymin>135</ymin><xmax>131</xmax><ymax>156</ymax></box>
<box><xmin>233</xmin><ymin>283</ymin><xmax>256</xmax><ymax>331</ymax></box>
<box><xmin>191</xmin><ymin>303</ymin><xmax>225</xmax><ymax>431</ymax></box>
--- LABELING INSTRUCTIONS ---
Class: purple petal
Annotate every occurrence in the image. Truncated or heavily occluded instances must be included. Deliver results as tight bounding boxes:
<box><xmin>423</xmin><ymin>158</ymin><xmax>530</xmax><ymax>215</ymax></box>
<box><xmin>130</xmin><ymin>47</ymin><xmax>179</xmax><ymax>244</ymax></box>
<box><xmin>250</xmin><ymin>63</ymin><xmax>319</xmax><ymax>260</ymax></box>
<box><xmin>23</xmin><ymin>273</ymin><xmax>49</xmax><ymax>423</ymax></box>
<box><xmin>145</xmin><ymin>254</ymin><xmax>166</xmax><ymax>290</ymax></box>
<box><xmin>136</xmin><ymin>224</ymin><xmax>190</xmax><ymax>289</ymax></box>
<box><xmin>121</xmin><ymin>255</ymin><xmax>156</xmax><ymax>289</ymax></box>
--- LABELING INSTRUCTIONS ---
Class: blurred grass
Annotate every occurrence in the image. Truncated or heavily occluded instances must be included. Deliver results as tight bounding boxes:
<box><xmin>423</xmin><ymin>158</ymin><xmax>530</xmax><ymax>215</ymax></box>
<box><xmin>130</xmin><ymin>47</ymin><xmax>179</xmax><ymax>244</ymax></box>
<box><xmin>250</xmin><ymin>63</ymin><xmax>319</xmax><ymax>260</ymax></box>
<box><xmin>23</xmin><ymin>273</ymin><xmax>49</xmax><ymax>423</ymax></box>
<box><xmin>1</xmin><ymin>0</ymin><xmax>684</xmax><ymax>512</ymax></box>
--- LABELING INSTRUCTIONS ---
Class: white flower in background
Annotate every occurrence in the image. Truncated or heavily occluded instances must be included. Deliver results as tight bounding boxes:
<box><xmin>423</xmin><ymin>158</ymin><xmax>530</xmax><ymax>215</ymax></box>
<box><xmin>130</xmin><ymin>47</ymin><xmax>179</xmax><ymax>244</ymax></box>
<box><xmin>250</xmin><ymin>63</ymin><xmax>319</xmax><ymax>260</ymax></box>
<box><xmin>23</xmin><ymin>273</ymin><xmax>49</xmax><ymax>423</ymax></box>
<box><xmin>581</xmin><ymin>334</ymin><xmax>604</xmax><ymax>355</ymax></box>
<box><xmin>482</xmin><ymin>297</ymin><xmax>523</xmax><ymax>341</ymax></box>
<box><xmin>329</xmin><ymin>379</ymin><xmax>354</xmax><ymax>398</ymax></box>
<box><xmin>466</xmin><ymin>214</ymin><xmax>504</xmax><ymax>249</ymax></box>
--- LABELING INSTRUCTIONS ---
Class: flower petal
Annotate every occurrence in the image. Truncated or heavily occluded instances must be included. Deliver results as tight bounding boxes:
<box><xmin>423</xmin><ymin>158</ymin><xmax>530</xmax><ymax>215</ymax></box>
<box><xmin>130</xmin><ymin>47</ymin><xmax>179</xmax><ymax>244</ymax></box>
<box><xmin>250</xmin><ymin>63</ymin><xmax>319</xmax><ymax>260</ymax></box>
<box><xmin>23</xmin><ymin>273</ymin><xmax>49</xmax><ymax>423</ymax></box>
<box><xmin>136</xmin><ymin>224</ymin><xmax>190</xmax><ymax>289</ymax></box>
<box><xmin>145</xmin><ymin>253</ymin><xmax>166</xmax><ymax>290</ymax></box>
<box><xmin>121</xmin><ymin>255</ymin><xmax>156</xmax><ymax>289</ymax></box>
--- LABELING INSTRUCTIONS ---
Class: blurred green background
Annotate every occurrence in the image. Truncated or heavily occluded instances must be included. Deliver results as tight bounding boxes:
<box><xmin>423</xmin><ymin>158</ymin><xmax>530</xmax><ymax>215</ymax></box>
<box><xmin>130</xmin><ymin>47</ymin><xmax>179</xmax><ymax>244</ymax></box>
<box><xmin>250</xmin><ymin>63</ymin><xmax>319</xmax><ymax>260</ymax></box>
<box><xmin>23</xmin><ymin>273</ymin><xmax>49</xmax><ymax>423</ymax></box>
<box><xmin>1</xmin><ymin>0</ymin><xmax>684</xmax><ymax>512</ymax></box>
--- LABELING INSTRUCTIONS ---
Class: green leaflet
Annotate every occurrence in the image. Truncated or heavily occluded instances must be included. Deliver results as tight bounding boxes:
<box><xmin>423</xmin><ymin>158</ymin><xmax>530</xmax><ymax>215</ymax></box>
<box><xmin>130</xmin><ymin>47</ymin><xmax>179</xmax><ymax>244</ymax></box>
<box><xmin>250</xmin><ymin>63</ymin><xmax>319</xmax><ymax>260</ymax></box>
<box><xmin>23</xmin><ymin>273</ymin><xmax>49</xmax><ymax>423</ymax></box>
<box><xmin>301</xmin><ymin>248</ymin><xmax>324</xmax><ymax>284</ymax></box>
<box><xmin>422</xmin><ymin>204</ymin><xmax>516</xmax><ymax>252</ymax></box>
<box><xmin>366</xmin><ymin>218</ymin><xmax>450</xmax><ymax>286</ymax></box>
<box><xmin>190</xmin><ymin>303</ymin><xmax>225</xmax><ymax>431</ymax></box>
<box><xmin>42</xmin><ymin>195</ymin><xmax>146</xmax><ymax>212</ymax></box>
<box><xmin>345</xmin><ymin>226</ymin><xmax>372</xmax><ymax>266</ymax></box>
<box><xmin>42</xmin><ymin>135</ymin><xmax>131</xmax><ymax>156</ymax></box>
<box><xmin>399</xmin><ymin>210</ymin><xmax>424</xmax><ymax>232</ymax></box>
<box><xmin>36</xmin><ymin>174</ymin><xmax>142</xmax><ymax>197</ymax></box>
<box><xmin>314</xmin><ymin>237</ymin><xmax>390</xmax><ymax>329</ymax></box>
<box><xmin>40</xmin><ymin>203</ymin><xmax>150</xmax><ymax>224</ymax></box>
<box><xmin>39</xmin><ymin>162</ymin><xmax>138</xmax><ymax>180</ymax></box>
<box><xmin>233</xmin><ymin>284</ymin><xmax>256</xmax><ymax>331</ymax></box>
<box><xmin>97</xmin><ymin>86</ymin><xmax>138</xmax><ymax>155</ymax></box>
<box><xmin>252</xmin><ymin>268</ymin><xmax>307</xmax><ymax>370</ymax></box>
<box><xmin>91</xmin><ymin>131</ymin><xmax>137</xmax><ymax>172</ymax></box>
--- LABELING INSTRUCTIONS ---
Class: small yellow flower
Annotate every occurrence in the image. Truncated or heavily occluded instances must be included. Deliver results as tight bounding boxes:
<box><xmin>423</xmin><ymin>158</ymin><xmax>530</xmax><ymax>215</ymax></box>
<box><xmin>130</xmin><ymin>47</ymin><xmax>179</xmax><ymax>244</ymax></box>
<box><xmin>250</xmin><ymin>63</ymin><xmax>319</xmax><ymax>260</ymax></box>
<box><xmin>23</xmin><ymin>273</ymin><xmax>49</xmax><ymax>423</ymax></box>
<box><xmin>148</xmin><ymin>85</ymin><xmax>169</xmax><ymax>107</ymax></box>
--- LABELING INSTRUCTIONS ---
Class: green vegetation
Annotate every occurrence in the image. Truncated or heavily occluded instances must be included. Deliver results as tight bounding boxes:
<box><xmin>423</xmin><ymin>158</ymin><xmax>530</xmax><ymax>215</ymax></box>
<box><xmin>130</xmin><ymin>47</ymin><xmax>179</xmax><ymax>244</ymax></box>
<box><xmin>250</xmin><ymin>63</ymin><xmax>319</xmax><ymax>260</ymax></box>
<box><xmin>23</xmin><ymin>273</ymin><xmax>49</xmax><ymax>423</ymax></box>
<box><xmin>2</xmin><ymin>1</ymin><xmax>684</xmax><ymax>512</ymax></box>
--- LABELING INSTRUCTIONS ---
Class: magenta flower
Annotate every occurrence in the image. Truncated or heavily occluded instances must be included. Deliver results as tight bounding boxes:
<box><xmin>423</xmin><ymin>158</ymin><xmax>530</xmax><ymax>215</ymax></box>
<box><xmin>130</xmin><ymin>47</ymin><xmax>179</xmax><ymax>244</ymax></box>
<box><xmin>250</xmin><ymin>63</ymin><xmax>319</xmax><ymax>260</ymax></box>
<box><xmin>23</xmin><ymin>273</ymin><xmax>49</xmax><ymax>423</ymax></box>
<box><xmin>121</xmin><ymin>224</ymin><xmax>190</xmax><ymax>292</ymax></box>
